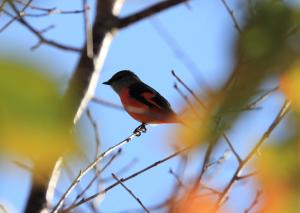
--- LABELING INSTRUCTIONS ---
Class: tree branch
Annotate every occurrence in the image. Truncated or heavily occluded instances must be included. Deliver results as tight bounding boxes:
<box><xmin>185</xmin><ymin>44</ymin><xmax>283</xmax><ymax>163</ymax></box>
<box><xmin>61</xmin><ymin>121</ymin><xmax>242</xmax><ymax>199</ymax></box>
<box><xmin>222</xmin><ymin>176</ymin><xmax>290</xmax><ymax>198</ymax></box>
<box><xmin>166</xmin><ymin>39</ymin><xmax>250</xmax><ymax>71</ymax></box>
<box><xmin>7</xmin><ymin>3</ymin><xmax>81</xmax><ymax>52</ymax></box>
<box><xmin>112</xmin><ymin>173</ymin><xmax>150</xmax><ymax>213</ymax></box>
<box><xmin>52</xmin><ymin>125</ymin><xmax>146</xmax><ymax>212</ymax></box>
<box><xmin>215</xmin><ymin>100</ymin><xmax>290</xmax><ymax>210</ymax></box>
<box><xmin>116</xmin><ymin>0</ymin><xmax>188</xmax><ymax>29</ymax></box>
<box><xmin>63</xmin><ymin>146</ymin><xmax>190</xmax><ymax>211</ymax></box>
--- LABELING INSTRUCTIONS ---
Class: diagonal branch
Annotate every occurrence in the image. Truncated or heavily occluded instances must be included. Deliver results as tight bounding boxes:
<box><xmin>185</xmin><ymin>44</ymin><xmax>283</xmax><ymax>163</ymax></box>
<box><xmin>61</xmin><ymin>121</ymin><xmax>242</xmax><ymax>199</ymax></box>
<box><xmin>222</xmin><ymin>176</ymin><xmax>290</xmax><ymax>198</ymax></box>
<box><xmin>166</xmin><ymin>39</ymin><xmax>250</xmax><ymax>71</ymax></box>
<box><xmin>112</xmin><ymin>173</ymin><xmax>150</xmax><ymax>213</ymax></box>
<box><xmin>220</xmin><ymin>0</ymin><xmax>242</xmax><ymax>33</ymax></box>
<box><xmin>116</xmin><ymin>0</ymin><xmax>188</xmax><ymax>29</ymax></box>
<box><xmin>215</xmin><ymin>100</ymin><xmax>290</xmax><ymax>210</ymax></box>
<box><xmin>7</xmin><ymin>3</ymin><xmax>81</xmax><ymax>52</ymax></box>
<box><xmin>63</xmin><ymin>146</ymin><xmax>191</xmax><ymax>211</ymax></box>
<box><xmin>51</xmin><ymin>126</ymin><xmax>146</xmax><ymax>212</ymax></box>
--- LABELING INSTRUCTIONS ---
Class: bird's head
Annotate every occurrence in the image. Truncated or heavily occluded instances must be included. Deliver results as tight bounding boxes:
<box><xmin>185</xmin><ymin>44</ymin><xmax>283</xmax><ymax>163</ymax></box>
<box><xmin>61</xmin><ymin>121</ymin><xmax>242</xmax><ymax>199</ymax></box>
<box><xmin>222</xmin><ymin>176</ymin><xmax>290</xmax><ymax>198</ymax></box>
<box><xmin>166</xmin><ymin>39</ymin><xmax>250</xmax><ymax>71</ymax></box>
<box><xmin>103</xmin><ymin>70</ymin><xmax>140</xmax><ymax>93</ymax></box>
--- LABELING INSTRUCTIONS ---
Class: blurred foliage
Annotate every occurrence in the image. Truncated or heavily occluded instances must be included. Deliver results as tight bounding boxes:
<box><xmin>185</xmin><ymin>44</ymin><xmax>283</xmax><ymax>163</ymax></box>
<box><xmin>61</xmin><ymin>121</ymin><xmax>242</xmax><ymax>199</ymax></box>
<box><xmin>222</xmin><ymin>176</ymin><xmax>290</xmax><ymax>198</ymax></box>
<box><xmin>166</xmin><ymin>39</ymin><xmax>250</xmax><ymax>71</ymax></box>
<box><xmin>175</xmin><ymin>1</ymin><xmax>300</xmax><ymax>211</ymax></box>
<box><xmin>281</xmin><ymin>59</ymin><xmax>300</xmax><ymax>114</ymax></box>
<box><xmin>177</xmin><ymin>0</ymin><xmax>300</xmax><ymax>146</ymax></box>
<box><xmin>0</xmin><ymin>59</ymin><xmax>76</xmax><ymax>174</ymax></box>
<box><xmin>215</xmin><ymin>0</ymin><xmax>299</xmax><ymax>133</ymax></box>
<box><xmin>256</xmin><ymin>57</ymin><xmax>300</xmax><ymax>212</ymax></box>
<box><xmin>171</xmin><ymin>190</ymin><xmax>217</xmax><ymax>213</ymax></box>
<box><xmin>257</xmin><ymin>126</ymin><xmax>300</xmax><ymax>213</ymax></box>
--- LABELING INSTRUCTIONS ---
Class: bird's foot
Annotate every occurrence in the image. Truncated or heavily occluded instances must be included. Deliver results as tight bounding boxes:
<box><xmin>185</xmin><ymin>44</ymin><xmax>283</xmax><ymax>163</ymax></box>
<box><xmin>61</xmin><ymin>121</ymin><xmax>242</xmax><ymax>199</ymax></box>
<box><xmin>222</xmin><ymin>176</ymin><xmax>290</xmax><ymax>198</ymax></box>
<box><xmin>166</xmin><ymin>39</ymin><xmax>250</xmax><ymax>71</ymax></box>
<box><xmin>133</xmin><ymin>124</ymin><xmax>147</xmax><ymax>136</ymax></box>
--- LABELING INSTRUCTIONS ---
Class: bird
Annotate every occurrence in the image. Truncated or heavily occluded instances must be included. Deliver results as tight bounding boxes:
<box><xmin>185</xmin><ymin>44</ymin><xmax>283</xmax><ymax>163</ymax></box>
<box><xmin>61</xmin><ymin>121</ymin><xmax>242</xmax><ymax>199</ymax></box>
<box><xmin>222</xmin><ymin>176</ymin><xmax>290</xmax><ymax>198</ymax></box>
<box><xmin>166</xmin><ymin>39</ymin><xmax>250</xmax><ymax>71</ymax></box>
<box><xmin>103</xmin><ymin>70</ymin><xmax>179</xmax><ymax>134</ymax></box>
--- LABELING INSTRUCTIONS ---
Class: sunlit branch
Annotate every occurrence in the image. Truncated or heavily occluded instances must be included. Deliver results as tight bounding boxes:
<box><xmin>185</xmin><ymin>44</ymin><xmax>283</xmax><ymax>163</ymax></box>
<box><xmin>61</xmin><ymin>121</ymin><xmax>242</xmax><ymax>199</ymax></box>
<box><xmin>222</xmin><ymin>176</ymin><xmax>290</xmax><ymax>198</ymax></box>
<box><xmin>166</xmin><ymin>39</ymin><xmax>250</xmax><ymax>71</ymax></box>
<box><xmin>51</xmin><ymin>125</ymin><xmax>147</xmax><ymax>212</ymax></box>
<box><xmin>112</xmin><ymin>173</ymin><xmax>150</xmax><ymax>213</ymax></box>
<box><xmin>215</xmin><ymin>100</ymin><xmax>290</xmax><ymax>210</ymax></box>
<box><xmin>0</xmin><ymin>204</ymin><xmax>8</xmax><ymax>213</ymax></box>
<box><xmin>63</xmin><ymin>146</ymin><xmax>190</xmax><ymax>211</ymax></box>
<box><xmin>72</xmin><ymin>149</ymin><xmax>122</xmax><ymax>204</ymax></box>
<box><xmin>82</xmin><ymin>0</ymin><xmax>93</xmax><ymax>58</ymax></box>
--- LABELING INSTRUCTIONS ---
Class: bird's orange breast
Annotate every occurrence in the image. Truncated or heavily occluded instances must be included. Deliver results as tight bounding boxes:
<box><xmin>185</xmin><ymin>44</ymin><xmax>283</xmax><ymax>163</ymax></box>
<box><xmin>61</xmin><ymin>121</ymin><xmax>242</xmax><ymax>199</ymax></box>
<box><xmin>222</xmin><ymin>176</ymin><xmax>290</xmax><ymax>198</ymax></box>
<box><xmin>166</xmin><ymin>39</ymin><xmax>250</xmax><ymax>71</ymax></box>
<box><xmin>119</xmin><ymin>88</ymin><xmax>176</xmax><ymax>124</ymax></box>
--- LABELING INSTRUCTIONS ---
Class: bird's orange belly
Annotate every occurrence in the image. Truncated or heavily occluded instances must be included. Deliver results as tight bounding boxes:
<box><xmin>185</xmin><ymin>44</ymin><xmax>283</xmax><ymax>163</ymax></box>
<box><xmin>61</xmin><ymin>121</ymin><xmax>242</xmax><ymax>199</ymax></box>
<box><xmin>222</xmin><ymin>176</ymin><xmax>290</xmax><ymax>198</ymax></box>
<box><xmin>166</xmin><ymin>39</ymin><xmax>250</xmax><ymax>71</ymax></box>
<box><xmin>119</xmin><ymin>89</ymin><xmax>173</xmax><ymax>124</ymax></box>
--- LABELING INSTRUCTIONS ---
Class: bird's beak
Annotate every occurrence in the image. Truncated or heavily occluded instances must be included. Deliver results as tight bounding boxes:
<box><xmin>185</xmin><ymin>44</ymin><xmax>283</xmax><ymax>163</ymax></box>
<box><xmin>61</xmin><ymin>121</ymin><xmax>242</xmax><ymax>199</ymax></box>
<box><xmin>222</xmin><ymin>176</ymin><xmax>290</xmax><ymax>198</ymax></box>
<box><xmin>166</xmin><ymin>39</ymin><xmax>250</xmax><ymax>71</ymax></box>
<box><xmin>103</xmin><ymin>81</ymin><xmax>110</xmax><ymax>85</ymax></box>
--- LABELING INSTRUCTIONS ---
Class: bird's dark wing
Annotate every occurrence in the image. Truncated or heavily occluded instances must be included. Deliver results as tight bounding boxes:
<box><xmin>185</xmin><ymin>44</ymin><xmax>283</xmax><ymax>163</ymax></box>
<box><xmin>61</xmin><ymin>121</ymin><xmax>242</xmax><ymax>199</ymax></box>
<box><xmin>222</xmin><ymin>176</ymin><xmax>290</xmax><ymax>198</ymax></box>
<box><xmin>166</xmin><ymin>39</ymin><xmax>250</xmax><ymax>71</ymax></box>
<box><xmin>128</xmin><ymin>82</ymin><xmax>174</xmax><ymax>112</ymax></box>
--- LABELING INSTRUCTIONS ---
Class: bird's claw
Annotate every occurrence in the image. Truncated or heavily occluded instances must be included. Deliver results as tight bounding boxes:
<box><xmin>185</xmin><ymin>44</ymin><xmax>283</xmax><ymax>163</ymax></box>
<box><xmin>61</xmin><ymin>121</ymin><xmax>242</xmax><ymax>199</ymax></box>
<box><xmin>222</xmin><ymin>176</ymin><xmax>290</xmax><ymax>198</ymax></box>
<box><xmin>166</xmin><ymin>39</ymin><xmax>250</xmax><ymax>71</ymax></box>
<box><xmin>133</xmin><ymin>124</ymin><xmax>147</xmax><ymax>136</ymax></box>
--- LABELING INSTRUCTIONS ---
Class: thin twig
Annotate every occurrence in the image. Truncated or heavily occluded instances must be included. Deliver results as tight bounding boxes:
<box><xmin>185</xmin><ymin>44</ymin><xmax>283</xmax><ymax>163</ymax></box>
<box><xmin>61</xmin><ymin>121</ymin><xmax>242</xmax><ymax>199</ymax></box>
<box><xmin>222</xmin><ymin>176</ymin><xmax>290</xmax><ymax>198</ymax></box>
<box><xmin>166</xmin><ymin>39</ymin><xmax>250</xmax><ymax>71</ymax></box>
<box><xmin>92</xmin><ymin>97</ymin><xmax>125</xmax><ymax>111</ymax></box>
<box><xmin>243</xmin><ymin>87</ymin><xmax>279</xmax><ymax>111</ymax></box>
<box><xmin>0</xmin><ymin>0</ymin><xmax>31</xmax><ymax>33</ymax></box>
<box><xmin>215</xmin><ymin>100</ymin><xmax>290</xmax><ymax>210</ymax></box>
<box><xmin>151</xmin><ymin>19</ymin><xmax>210</xmax><ymax>90</ymax></box>
<box><xmin>73</xmin><ymin>149</ymin><xmax>122</xmax><ymax>203</ymax></box>
<box><xmin>39</xmin><ymin>24</ymin><xmax>55</xmax><ymax>34</ymax></box>
<box><xmin>237</xmin><ymin>171</ymin><xmax>258</xmax><ymax>180</ymax></box>
<box><xmin>7</xmin><ymin>2</ymin><xmax>81</xmax><ymax>52</ymax></box>
<box><xmin>220</xmin><ymin>0</ymin><xmax>242</xmax><ymax>33</ymax></box>
<box><xmin>52</xmin><ymin>126</ymin><xmax>146</xmax><ymax>213</ymax></box>
<box><xmin>169</xmin><ymin>168</ymin><xmax>185</xmax><ymax>188</ymax></box>
<box><xmin>112</xmin><ymin>173</ymin><xmax>150</xmax><ymax>213</ymax></box>
<box><xmin>222</xmin><ymin>133</ymin><xmax>242</xmax><ymax>163</ymax></box>
<box><xmin>244</xmin><ymin>190</ymin><xmax>262</xmax><ymax>213</ymax></box>
<box><xmin>15</xmin><ymin>0</ymin><xmax>88</xmax><ymax>15</ymax></box>
<box><xmin>171</xmin><ymin>70</ymin><xmax>207</xmax><ymax>109</ymax></box>
<box><xmin>100</xmin><ymin>158</ymin><xmax>138</xmax><ymax>182</ymax></box>
<box><xmin>63</xmin><ymin>146</ymin><xmax>191</xmax><ymax>212</ymax></box>
<box><xmin>174</xmin><ymin>83</ymin><xmax>200</xmax><ymax>117</ymax></box>
<box><xmin>86</xmin><ymin>109</ymin><xmax>101</xmax><ymax>159</ymax></box>
<box><xmin>200</xmin><ymin>183</ymin><xmax>221</xmax><ymax>195</ymax></box>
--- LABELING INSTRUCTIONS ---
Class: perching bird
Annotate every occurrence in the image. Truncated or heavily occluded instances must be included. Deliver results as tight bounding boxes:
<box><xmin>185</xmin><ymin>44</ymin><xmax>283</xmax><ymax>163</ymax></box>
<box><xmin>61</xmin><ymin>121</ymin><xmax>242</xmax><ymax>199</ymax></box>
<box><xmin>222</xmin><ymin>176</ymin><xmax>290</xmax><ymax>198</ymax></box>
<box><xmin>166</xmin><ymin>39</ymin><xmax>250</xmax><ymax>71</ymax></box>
<box><xmin>103</xmin><ymin>70</ymin><xmax>178</xmax><ymax>132</ymax></box>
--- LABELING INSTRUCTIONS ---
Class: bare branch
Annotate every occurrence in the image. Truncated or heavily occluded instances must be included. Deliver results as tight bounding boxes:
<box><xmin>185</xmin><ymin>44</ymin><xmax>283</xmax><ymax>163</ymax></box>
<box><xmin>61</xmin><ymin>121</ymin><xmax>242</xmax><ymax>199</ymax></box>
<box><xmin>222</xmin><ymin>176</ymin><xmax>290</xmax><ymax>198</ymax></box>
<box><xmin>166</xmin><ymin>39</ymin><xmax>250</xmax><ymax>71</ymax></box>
<box><xmin>92</xmin><ymin>97</ymin><xmax>125</xmax><ymax>111</ymax></box>
<box><xmin>244</xmin><ymin>190</ymin><xmax>262</xmax><ymax>213</ymax></box>
<box><xmin>169</xmin><ymin>168</ymin><xmax>185</xmax><ymax>188</ymax></box>
<box><xmin>86</xmin><ymin>109</ymin><xmax>101</xmax><ymax>158</ymax></box>
<box><xmin>222</xmin><ymin>133</ymin><xmax>242</xmax><ymax>163</ymax></box>
<box><xmin>220</xmin><ymin>0</ymin><xmax>242</xmax><ymax>33</ymax></box>
<box><xmin>15</xmin><ymin>0</ymin><xmax>87</xmax><ymax>16</ymax></box>
<box><xmin>174</xmin><ymin>83</ymin><xmax>200</xmax><ymax>117</ymax></box>
<box><xmin>82</xmin><ymin>0</ymin><xmax>93</xmax><ymax>58</ymax></box>
<box><xmin>7</xmin><ymin>3</ymin><xmax>81</xmax><ymax>52</ymax></box>
<box><xmin>171</xmin><ymin>70</ymin><xmax>207</xmax><ymax>109</ymax></box>
<box><xmin>73</xmin><ymin>149</ymin><xmax>122</xmax><ymax>203</ymax></box>
<box><xmin>112</xmin><ymin>173</ymin><xmax>150</xmax><ymax>213</ymax></box>
<box><xmin>63</xmin><ymin>146</ymin><xmax>190</xmax><ymax>211</ymax></box>
<box><xmin>151</xmin><ymin>19</ymin><xmax>210</xmax><ymax>91</ymax></box>
<box><xmin>215</xmin><ymin>101</ymin><xmax>290</xmax><ymax>210</ymax></box>
<box><xmin>237</xmin><ymin>171</ymin><xmax>258</xmax><ymax>180</ymax></box>
<box><xmin>243</xmin><ymin>87</ymin><xmax>279</xmax><ymax>111</ymax></box>
<box><xmin>116</xmin><ymin>0</ymin><xmax>188</xmax><ymax>29</ymax></box>
<box><xmin>52</xmin><ymin>125</ymin><xmax>147</xmax><ymax>212</ymax></box>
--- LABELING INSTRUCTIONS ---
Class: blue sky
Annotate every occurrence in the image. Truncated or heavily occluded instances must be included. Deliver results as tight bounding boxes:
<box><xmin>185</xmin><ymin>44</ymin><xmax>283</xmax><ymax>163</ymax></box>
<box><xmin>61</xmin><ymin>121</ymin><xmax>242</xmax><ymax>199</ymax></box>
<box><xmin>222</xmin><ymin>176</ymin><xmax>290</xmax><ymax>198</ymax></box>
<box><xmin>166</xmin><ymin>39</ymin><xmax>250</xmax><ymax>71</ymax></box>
<box><xmin>0</xmin><ymin>0</ymin><xmax>287</xmax><ymax>212</ymax></box>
